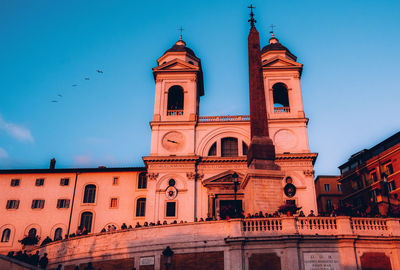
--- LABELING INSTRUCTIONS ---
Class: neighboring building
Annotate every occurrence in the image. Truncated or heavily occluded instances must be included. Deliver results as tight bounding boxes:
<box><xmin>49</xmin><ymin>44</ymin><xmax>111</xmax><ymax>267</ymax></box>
<box><xmin>314</xmin><ymin>175</ymin><xmax>342</xmax><ymax>213</ymax></box>
<box><xmin>338</xmin><ymin>131</ymin><xmax>400</xmax><ymax>215</ymax></box>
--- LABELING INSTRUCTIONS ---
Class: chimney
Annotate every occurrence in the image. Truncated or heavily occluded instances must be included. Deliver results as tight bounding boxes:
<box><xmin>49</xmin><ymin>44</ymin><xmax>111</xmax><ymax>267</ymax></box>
<box><xmin>50</xmin><ymin>158</ymin><xmax>56</xmax><ymax>169</ymax></box>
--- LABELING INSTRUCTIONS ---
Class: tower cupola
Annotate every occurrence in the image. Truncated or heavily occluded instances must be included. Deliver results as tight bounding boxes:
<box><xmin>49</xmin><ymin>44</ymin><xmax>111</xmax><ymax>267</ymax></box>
<box><xmin>261</xmin><ymin>34</ymin><xmax>297</xmax><ymax>62</ymax></box>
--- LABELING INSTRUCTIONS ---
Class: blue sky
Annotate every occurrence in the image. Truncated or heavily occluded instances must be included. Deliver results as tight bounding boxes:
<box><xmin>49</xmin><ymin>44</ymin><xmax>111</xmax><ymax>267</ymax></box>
<box><xmin>0</xmin><ymin>0</ymin><xmax>399</xmax><ymax>175</ymax></box>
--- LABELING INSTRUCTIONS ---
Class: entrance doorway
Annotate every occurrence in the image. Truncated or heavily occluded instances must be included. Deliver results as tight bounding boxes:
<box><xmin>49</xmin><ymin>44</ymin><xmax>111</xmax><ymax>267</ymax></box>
<box><xmin>219</xmin><ymin>200</ymin><xmax>242</xmax><ymax>219</ymax></box>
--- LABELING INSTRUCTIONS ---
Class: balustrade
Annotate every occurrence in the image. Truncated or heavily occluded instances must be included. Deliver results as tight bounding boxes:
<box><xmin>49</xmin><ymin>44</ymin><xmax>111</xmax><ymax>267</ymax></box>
<box><xmin>242</xmin><ymin>218</ymin><xmax>282</xmax><ymax>232</ymax></box>
<box><xmin>198</xmin><ymin>115</ymin><xmax>250</xmax><ymax>122</ymax></box>
<box><xmin>351</xmin><ymin>218</ymin><xmax>388</xmax><ymax>234</ymax></box>
<box><xmin>166</xmin><ymin>110</ymin><xmax>183</xmax><ymax>116</ymax></box>
<box><xmin>274</xmin><ymin>107</ymin><xmax>290</xmax><ymax>113</ymax></box>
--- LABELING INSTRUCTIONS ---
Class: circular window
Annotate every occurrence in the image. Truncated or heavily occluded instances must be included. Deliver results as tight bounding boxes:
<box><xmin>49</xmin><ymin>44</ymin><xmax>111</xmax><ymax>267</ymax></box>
<box><xmin>168</xmin><ymin>179</ymin><xmax>176</xmax><ymax>187</ymax></box>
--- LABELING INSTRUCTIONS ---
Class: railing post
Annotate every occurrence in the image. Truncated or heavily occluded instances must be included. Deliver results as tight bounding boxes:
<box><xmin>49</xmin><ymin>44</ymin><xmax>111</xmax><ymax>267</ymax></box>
<box><xmin>227</xmin><ymin>219</ymin><xmax>243</xmax><ymax>238</ymax></box>
<box><xmin>281</xmin><ymin>217</ymin><xmax>298</xmax><ymax>234</ymax></box>
<box><xmin>386</xmin><ymin>218</ymin><xmax>400</xmax><ymax>237</ymax></box>
<box><xmin>336</xmin><ymin>216</ymin><xmax>353</xmax><ymax>235</ymax></box>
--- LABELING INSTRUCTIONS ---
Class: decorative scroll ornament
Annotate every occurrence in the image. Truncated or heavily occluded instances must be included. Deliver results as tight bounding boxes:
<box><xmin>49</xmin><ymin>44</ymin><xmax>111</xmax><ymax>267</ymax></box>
<box><xmin>165</xmin><ymin>186</ymin><xmax>178</xmax><ymax>200</ymax></box>
<box><xmin>148</xmin><ymin>173</ymin><xmax>159</xmax><ymax>181</ymax></box>
<box><xmin>303</xmin><ymin>170</ymin><xmax>315</xmax><ymax>177</ymax></box>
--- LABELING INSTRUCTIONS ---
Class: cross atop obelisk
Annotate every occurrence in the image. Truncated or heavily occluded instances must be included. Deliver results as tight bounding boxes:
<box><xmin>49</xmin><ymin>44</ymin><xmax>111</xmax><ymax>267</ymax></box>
<box><xmin>248</xmin><ymin>5</ymin><xmax>256</xmax><ymax>28</ymax></box>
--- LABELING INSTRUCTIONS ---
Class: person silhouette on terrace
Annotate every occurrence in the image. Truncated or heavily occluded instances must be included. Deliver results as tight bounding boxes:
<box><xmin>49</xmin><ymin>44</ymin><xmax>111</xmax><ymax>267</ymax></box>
<box><xmin>39</xmin><ymin>253</ymin><xmax>49</xmax><ymax>269</ymax></box>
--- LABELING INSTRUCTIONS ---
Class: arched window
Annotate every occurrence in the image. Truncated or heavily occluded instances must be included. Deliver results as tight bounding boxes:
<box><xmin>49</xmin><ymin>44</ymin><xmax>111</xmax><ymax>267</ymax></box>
<box><xmin>167</xmin><ymin>86</ymin><xmax>184</xmax><ymax>111</ymax></box>
<box><xmin>221</xmin><ymin>137</ymin><xmax>238</xmax><ymax>157</ymax></box>
<box><xmin>208</xmin><ymin>142</ymin><xmax>217</xmax><ymax>156</ymax></box>
<box><xmin>28</xmin><ymin>228</ymin><xmax>37</xmax><ymax>238</ymax></box>
<box><xmin>138</xmin><ymin>172</ymin><xmax>147</xmax><ymax>189</ymax></box>
<box><xmin>83</xmin><ymin>184</ymin><xmax>96</xmax><ymax>203</ymax></box>
<box><xmin>272</xmin><ymin>83</ymin><xmax>289</xmax><ymax>108</ymax></box>
<box><xmin>242</xmin><ymin>142</ymin><xmax>248</xmax><ymax>156</ymax></box>
<box><xmin>1</xmin><ymin>229</ymin><xmax>10</xmax><ymax>242</ymax></box>
<box><xmin>136</xmin><ymin>198</ymin><xmax>146</xmax><ymax>217</ymax></box>
<box><xmin>80</xmin><ymin>212</ymin><xmax>93</xmax><ymax>233</ymax></box>
<box><xmin>54</xmin><ymin>228</ymin><xmax>62</xmax><ymax>241</ymax></box>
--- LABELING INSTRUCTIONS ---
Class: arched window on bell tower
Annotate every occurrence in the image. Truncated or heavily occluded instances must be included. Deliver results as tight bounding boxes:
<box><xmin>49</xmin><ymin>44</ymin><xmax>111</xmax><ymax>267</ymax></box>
<box><xmin>167</xmin><ymin>85</ymin><xmax>184</xmax><ymax>116</ymax></box>
<box><xmin>272</xmin><ymin>83</ymin><xmax>290</xmax><ymax>113</ymax></box>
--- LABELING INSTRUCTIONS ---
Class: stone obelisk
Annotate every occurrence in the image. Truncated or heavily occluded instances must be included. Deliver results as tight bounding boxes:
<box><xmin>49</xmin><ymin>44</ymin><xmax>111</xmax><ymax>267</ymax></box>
<box><xmin>243</xmin><ymin>6</ymin><xmax>283</xmax><ymax>214</ymax></box>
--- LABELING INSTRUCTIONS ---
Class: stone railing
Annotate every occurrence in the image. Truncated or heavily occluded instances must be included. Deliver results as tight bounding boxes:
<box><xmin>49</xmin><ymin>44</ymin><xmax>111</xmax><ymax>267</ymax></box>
<box><xmin>198</xmin><ymin>115</ymin><xmax>250</xmax><ymax>122</ymax></box>
<box><xmin>274</xmin><ymin>107</ymin><xmax>290</xmax><ymax>113</ymax></box>
<box><xmin>166</xmin><ymin>110</ymin><xmax>183</xmax><ymax>116</ymax></box>
<box><xmin>242</xmin><ymin>218</ymin><xmax>282</xmax><ymax>232</ymax></box>
<box><xmin>241</xmin><ymin>216</ymin><xmax>400</xmax><ymax>237</ymax></box>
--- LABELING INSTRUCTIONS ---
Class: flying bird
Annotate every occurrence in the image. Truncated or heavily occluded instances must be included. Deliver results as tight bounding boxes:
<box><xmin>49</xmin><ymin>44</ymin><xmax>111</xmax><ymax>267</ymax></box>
<box><xmin>51</xmin><ymin>100</ymin><xmax>58</xmax><ymax>103</ymax></box>
<box><xmin>84</xmin><ymin>77</ymin><xmax>90</xmax><ymax>80</ymax></box>
<box><xmin>58</xmin><ymin>94</ymin><xmax>63</xmax><ymax>97</ymax></box>
<box><xmin>96</xmin><ymin>70</ymin><xmax>103</xmax><ymax>74</ymax></box>
<box><xmin>72</xmin><ymin>84</ymin><xmax>78</xmax><ymax>87</ymax></box>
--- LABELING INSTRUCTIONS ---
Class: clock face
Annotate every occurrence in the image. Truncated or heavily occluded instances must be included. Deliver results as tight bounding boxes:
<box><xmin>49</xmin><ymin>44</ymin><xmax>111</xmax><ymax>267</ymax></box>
<box><xmin>162</xmin><ymin>131</ymin><xmax>185</xmax><ymax>152</ymax></box>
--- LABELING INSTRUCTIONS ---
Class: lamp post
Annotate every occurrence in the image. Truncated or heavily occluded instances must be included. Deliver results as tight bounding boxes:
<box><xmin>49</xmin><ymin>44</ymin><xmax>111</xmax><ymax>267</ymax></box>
<box><xmin>232</xmin><ymin>173</ymin><xmax>239</xmax><ymax>217</ymax></box>
<box><xmin>382</xmin><ymin>173</ymin><xmax>391</xmax><ymax>216</ymax></box>
<box><xmin>162</xmin><ymin>246</ymin><xmax>174</xmax><ymax>270</ymax></box>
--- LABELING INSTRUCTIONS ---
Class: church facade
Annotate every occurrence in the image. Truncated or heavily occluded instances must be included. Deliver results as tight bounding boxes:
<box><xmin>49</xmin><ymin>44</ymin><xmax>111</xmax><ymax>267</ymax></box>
<box><xmin>0</xmin><ymin>17</ymin><xmax>318</xmax><ymax>255</ymax></box>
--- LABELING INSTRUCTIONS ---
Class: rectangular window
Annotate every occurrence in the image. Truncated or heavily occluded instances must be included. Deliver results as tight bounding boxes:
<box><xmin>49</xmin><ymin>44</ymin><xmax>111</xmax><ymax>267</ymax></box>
<box><xmin>113</xmin><ymin>177</ymin><xmax>119</xmax><ymax>185</ymax></box>
<box><xmin>35</xmin><ymin>178</ymin><xmax>44</xmax><ymax>186</ymax></box>
<box><xmin>110</xmin><ymin>198</ymin><xmax>118</xmax><ymax>208</ymax></box>
<box><xmin>31</xmin><ymin>199</ymin><xmax>45</xmax><ymax>209</ymax></box>
<box><xmin>138</xmin><ymin>173</ymin><xmax>147</xmax><ymax>189</ymax></box>
<box><xmin>166</xmin><ymin>202</ymin><xmax>176</xmax><ymax>217</ymax></box>
<box><xmin>136</xmin><ymin>198</ymin><xmax>146</xmax><ymax>217</ymax></box>
<box><xmin>221</xmin><ymin>137</ymin><xmax>238</xmax><ymax>157</ymax></box>
<box><xmin>6</xmin><ymin>200</ymin><xmax>19</xmax><ymax>209</ymax></box>
<box><xmin>326</xmin><ymin>199</ymin><xmax>332</xmax><ymax>211</ymax></box>
<box><xmin>371</xmin><ymin>171</ymin><xmax>378</xmax><ymax>182</ymax></box>
<box><xmin>389</xmin><ymin>181</ymin><xmax>396</xmax><ymax>192</ymax></box>
<box><xmin>60</xmin><ymin>178</ymin><xmax>69</xmax><ymax>186</ymax></box>
<box><xmin>357</xmin><ymin>178</ymin><xmax>364</xmax><ymax>189</ymax></box>
<box><xmin>337</xmin><ymin>184</ymin><xmax>342</xmax><ymax>192</ymax></box>
<box><xmin>385</xmin><ymin>163</ymin><xmax>394</xmax><ymax>175</ymax></box>
<box><xmin>57</xmin><ymin>199</ymin><xmax>70</xmax><ymax>209</ymax></box>
<box><xmin>324</xmin><ymin>184</ymin><xmax>330</xmax><ymax>192</ymax></box>
<box><xmin>10</xmin><ymin>179</ymin><xmax>20</xmax><ymax>186</ymax></box>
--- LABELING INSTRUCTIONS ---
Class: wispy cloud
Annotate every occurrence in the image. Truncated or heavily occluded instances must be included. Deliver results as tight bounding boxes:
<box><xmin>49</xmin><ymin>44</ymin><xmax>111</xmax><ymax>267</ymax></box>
<box><xmin>86</xmin><ymin>137</ymin><xmax>107</xmax><ymax>144</ymax></box>
<box><xmin>0</xmin><ymin>115</ymin><xmax>34</xmax><ymax>143</ymax></box>
<box><xmin>0</xmin><ymin>147</ymin><xmax>8</xmax><ymax>159</ymax></box>
<box><xmin>74</xmin><ymin>155</ymin><xmax>91</xmax><ymax>166</ymax></box>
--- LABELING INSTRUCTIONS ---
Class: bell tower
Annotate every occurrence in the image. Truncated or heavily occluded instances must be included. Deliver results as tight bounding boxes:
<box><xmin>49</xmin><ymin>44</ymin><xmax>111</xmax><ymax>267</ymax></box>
<box><xmin>150</xmin><ymin>37</ymin><xmax>204</xmax><ymax>156</ymax></box>
<box><xmin>261</xmin><ymin>33</ymin><xmax>310</xmax><ymax>154</ymax></box>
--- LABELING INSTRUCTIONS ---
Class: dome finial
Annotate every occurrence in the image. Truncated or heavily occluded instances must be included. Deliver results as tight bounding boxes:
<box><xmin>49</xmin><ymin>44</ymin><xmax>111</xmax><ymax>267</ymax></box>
<box><xmin>175</xmin><ymin>26</ymin><xmax>186</xmax><ymax>46</ymax></box>
<box><xmin>269</xmin><ymin>24</ymin><xmax>279</xmax><ymax>44</ymax></box>
<box><xmin>178</xmin><ymin>26</ymin><xmax>184</xmax><ymax>41</ymax></box>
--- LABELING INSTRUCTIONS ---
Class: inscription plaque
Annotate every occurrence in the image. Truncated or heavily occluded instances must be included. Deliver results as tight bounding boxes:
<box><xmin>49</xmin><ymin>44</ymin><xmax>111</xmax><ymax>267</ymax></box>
<box><xmin>140</xmin><ymin>256</ymin><xmax>155</xmax><ymax>266</ymax></box>
<box><xmin>303</xmin><ymin>252</ymin><xmax>340</xmax><ymax>270</ymax></box>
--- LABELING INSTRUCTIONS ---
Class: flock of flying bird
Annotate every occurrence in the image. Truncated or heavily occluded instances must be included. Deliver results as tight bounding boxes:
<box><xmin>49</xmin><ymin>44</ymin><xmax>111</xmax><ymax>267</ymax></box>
<box><xmin>51</xmin><ymin>69</ymin><xmax>104</xmax><ymax>103</ymax></box>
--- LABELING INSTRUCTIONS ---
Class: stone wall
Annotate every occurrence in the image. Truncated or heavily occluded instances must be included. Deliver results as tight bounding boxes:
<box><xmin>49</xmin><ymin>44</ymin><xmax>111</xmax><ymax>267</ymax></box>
<box><xmin>31</xmin><ymin>218</ymin><xmax>400</xmax><ymax>270</ymax></box>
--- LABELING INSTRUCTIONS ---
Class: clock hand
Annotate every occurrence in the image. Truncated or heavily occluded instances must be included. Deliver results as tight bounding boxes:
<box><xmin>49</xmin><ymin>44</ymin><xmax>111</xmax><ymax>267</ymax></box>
<box><xmin>167</xmin><ymin>139</ymin><xmax>178</xmax><ymax>144</ymax></box>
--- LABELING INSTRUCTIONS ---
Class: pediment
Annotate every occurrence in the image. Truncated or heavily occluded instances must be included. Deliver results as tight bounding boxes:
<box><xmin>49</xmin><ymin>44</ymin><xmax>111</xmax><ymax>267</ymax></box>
<box><xmin>153</xmin><ymin>59</ymin><xmax>199</xmax><ymax>72</ymax></box>
<box><xmin>262</xmin><ymin>56</ymin><xmax>302</xmax><ymax>68</ymax></box>
<box><xmin>202</xmin><ymin>170</ymin><xmax>244</xmax><ymax>186</ymax></box>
